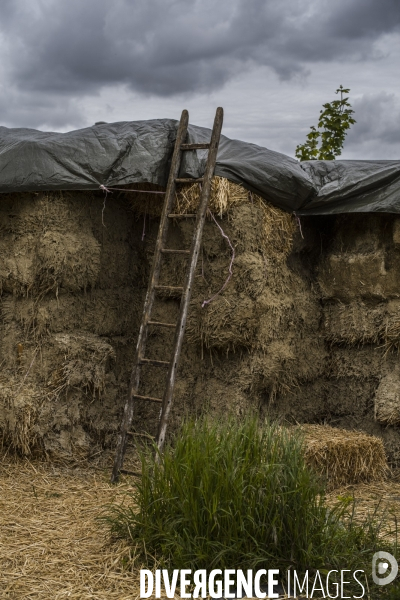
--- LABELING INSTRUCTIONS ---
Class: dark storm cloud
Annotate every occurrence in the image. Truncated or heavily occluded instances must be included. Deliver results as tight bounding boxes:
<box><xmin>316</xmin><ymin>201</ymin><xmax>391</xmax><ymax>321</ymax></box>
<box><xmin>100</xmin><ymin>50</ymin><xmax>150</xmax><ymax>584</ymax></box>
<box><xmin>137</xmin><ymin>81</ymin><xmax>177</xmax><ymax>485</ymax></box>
<box><xmin>1</xmin><ymin>0</ymin><xmax>399</xmax><ymax>98</ymax></box>
<box><xmin>346</xmin><ymin>93</ymin><xmax>400</xmax><ymax>148</ymax></box>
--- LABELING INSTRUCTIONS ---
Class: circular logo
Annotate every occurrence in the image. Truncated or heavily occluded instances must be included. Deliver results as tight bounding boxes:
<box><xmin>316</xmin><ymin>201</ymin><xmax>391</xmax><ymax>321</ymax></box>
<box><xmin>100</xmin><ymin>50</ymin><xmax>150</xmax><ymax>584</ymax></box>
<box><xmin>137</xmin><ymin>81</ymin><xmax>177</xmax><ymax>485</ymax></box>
<box><xmin>372</xmin><ymin>552</ymin><xmax>398</xmax><ymax>586</ymax></box>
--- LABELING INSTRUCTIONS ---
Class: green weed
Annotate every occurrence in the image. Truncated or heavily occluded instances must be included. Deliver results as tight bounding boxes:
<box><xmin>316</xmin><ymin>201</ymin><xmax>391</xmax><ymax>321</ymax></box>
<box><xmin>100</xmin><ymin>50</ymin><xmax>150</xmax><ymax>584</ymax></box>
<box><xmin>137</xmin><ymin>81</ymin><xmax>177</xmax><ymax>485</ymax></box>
<box><xmin>103</xmin><ymin>417</ymin><xmax>397</xmax><ymax>595</ymax></box>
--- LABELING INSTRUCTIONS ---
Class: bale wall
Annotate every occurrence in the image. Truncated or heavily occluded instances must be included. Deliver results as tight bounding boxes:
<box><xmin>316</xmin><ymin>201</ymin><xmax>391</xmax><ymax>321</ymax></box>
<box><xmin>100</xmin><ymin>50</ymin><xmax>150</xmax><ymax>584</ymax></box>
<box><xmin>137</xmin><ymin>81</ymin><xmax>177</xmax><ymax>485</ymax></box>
<box><xmin>2</xmin><ymin>186</ymin><xmax>400</xmax><ymax>466</ymax></box>
<box><xmin>272</xmin><ymin>212</ymin><xmax>400</xmax><ymax>466</ymax></box>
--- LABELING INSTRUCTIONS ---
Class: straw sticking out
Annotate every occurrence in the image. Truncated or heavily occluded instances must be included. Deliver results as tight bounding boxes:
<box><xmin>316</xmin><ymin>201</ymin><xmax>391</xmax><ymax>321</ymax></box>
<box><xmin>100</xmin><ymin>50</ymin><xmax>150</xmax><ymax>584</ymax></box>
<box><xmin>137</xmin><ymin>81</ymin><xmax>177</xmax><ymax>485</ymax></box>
<box><xmin>126</xmin><ymin>177</ymin><xmax>296</xmax><ymax>259</ymax></box>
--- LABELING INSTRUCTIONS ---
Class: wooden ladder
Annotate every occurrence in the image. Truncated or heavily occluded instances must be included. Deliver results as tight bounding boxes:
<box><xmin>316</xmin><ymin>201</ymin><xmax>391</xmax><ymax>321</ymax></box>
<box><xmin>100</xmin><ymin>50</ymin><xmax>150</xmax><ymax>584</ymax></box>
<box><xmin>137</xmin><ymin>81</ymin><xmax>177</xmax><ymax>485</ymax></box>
<box><xmin>111</xmin><ymin>107</ymin><xmax>224</xmax><ymax>482</ymax></box>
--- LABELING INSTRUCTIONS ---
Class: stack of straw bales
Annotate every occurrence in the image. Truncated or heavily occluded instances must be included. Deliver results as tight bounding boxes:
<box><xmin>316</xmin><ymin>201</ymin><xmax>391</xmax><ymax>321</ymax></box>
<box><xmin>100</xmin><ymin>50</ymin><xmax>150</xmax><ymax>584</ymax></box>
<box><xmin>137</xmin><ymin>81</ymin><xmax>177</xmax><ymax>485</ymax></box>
<box><xmin>126</xmin><ymin>177</ymin><xmax>325</xmax><ymax>415</ymax></box>
<box><xmin>315</xmin><ymin>212</ymin><xmax>400</xmax><ymax>464</ymax></box>
<box><xmin>2</xmin><ymin>179</ymin><xmax>400</xmax><ymax>471</ymax></box>
<box><xmin>0</xmin><ymin>190</ymin><xmax>142</xmax><ymax>456</ymax></box>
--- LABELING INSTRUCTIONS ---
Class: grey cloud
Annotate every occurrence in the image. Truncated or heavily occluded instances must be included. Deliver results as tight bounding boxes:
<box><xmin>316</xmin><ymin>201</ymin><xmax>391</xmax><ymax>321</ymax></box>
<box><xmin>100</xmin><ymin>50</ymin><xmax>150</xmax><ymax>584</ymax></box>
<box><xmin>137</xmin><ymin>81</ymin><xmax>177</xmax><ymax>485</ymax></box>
<box><xmin>0</xmin><ymin>85</ymin><xmax>86</xmax><ymax>131</ymax></box>
<box><xmin>1</xmin><ymin>0</ymin><xmax>399</xmax><ymax>98</ymax></box>
<box><xmin>343</xmin><ymin>93</ymin><xmax>400</xmax><ymax>158</ymax></box>
<box><xmin>347</xmin><ymin>93</ymin><xmax>400</xmax><ymax>145</ymax></box>
<box><xmin>328</xmin><ymin>0</ymin><xmax>400</xmax><ymax>39</ymax></box>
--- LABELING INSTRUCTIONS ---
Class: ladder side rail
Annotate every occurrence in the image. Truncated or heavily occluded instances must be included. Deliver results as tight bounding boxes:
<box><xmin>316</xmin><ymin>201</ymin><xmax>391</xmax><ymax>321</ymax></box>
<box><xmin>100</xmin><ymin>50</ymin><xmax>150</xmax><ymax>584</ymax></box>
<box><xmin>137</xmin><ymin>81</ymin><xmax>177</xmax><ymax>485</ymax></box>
<box><xmin>111</xmin><ymin>110</ymin><xmax>189</xmax><ymax>482</ymax></box>
<box><xmin>156</xmin><ymin>107</ymin><xmax>224</xmax><ymax>452</ymax></box>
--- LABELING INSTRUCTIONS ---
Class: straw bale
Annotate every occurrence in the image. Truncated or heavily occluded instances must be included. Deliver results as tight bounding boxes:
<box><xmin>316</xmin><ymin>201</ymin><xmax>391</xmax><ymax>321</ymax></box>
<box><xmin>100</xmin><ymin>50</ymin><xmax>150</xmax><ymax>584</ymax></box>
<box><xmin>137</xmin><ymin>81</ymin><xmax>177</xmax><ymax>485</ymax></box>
<box><xmin>319</xmin><ymin>246</ymin><xmax>400</xmax><ymax>301</ymax></box>
<box><xmin>1</xmin><ymin>287</ymin><xmax>141</xmax><ymax>338</ymax></box>
<box><xmin>323</xmin><ymin>298</ymin><xmax>400</xmax><ymax>349</ymax></box>
<box><xmin>382</xmin><ymin>304</ymin><xmax>400</xmax><ymax>352</ymax></box>
<box><xmin>185</xmin><ymin>249</ymin><xmax>320</xmax><ymax>357</ymax></box>
<box><xmin>328</xmin><ymin>213</ymin><xmax>386</xmax><ymax>255</ymax></box>
<box><xmin>318</xmin><ymin>251</ymin><xmax>387</xmax><ymax>301</ymax></box>
<box><xmin>327</xmin><ymin>346</ymin><xmax>384</xmax><ymax>379</ymax></box>
<box><xmin>0</xmin><ymin>456</ymin><xmax>143</xmax><ymax>599</ymax></box>
<box><xmin>249</xmin><ymin>344</ymin><xmax>299</xmax><ymax>399</ymax></box>
<box><xmin>256</xmin><ymin>291</ymin><xmax>320</xmax><ymax>350</ymax></box>
<box><xmin>0</xmin><ymin>229</ymin><xmax>101</xmax><ymax>295</ymax></box>
<box><xmin>300</xmin><ymin>424</ymin><xmax>389</xmax><ymax>490</ymax></box>
<box><xmin>37</xmin><ymin>230</ymin><xmax>101</xmax><ymax>292</ymax></box>
<box><xmin>249</xmin><ymin>334</ymin><xmax>326</xmax><ymax>400</ymax></box>
<box><xmin>0</xmin><ymin>234</ymin><xmax>37</xmax><ymax>294</ymax></box>
<box><xmin>0</xmin><ymin>379</ymin><xmax>44</xmax><ymax>455</ymax></box>
<box><xmin>0</xmin><ymin>191</ymin><xmax>80</xmax><ymax>236</ymax></box>
<box><xmin>0</xmin><ymin>328</ymin><xmax>117</xmax><ymax>455</ymax></box>
<box><xmin>186</xmin><ymin>294</ymin><xmax>257</xmax><ymax>351</ymax></box>
<box><xmin>97</xmin><ymin>241</ymin><xmax>140</xmax><ymax>289</ymax></box>
<box><xmin>127</xmin><ymin>177</ymin><xmax>295</xmax><ymax>258</ymax></box>
<box><xmin>232</xmin><ymin>252</ymin><xmax>267</xmax><ymax>299</ymax></box>
<box><xmin>374</xmin><ymin>371</ymin><xmax>400</xmax><ymax>425</ymax></box>
<box><xmin>322</xmin><ymin>301</ymin><xmax>385</xmax><ymax>346</ymax></box>
<box><xmin>50</xmin><ymin>332</ymin><xmax>116</xmax><ymax>396</ymax></box>
<box><xmin>268</xmin><ymin>376</ymin><xmax>380</xmax><ymax>425</ymax></box>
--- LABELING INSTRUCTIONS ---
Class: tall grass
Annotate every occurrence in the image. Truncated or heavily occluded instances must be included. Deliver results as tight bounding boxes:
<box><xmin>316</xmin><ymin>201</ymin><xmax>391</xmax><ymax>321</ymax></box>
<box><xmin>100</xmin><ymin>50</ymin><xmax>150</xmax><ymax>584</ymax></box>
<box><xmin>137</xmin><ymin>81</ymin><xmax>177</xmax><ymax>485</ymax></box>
<box><xmin>104</xmin><ymin>417</ymin><xmax>397</xmax><ymax>593</ymax></box>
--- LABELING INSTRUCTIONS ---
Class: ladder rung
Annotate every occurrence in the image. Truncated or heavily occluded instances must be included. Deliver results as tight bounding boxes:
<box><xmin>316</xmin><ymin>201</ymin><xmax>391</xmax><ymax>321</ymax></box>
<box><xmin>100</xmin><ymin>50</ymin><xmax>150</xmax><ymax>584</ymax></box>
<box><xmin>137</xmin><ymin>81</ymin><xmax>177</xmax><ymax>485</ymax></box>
<box><xmin>161</xmin><ymin>248</ymin><xmax>190</xmax><ymax>255</ymax></box>
<box><xmin>154</xmin><ymin>285</ymin><xmax>183</xmax><ymax>294</ymax></box>
<box><xmin>131</xmin><ymin>394</ymin><xmax>164</xmax><ymax>403</ymax></box>
<box><xmin>168</xmin><ymin>213</ymin><xmax>196</xmax><ymax>218</ymax></box>
<box><xmin>120</xmin><ymin>469</ymin><xmax>142</xmax><ymax>477</ymax></box>
<box><xmin>180</xmin><ymin>143</ymin><xmax>210</xmax><ymax>150</ymax></box>
<box><xmin>139</xmin><ymin>358</ymin><xmax>170</xmax><ymax>367</ymax></box>
<box><xmin>175</xmin><ymin>177</ymin><xmax>204</xmax><ymax>183</ymax></box>
<box><xmin>148</xmin><ymin>320</ymin><xmax>176</xmax><ymax>328</ymax></box>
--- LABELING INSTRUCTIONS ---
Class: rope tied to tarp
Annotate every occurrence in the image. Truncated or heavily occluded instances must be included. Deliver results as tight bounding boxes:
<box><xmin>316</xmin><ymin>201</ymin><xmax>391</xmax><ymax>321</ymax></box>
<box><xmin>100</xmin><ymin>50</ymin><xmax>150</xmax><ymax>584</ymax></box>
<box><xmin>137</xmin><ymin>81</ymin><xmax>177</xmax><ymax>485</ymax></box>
<box><xmin>293</xmin><ymin>211</ymin><xmax>304</xmax><ymax>239</ymax></box>
<box><xmin>99</xmin><ymin>184</ymin><xmax>164</xmax><ymax>231</ymax></box>
<box><xmin>99</xmin><ymin>184</ymin><xmax>165</xmax><ymax>194</ymax></box>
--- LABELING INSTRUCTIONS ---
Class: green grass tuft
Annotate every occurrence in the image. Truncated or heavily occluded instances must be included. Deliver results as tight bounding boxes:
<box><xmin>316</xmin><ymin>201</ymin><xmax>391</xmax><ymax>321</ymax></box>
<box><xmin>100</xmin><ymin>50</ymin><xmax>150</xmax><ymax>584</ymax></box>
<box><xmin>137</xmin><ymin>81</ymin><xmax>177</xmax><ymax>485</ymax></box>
<box><xmin>104</xmin><ymin>416</ymin><xmax>397</xmax><ymax>594</ymax></box>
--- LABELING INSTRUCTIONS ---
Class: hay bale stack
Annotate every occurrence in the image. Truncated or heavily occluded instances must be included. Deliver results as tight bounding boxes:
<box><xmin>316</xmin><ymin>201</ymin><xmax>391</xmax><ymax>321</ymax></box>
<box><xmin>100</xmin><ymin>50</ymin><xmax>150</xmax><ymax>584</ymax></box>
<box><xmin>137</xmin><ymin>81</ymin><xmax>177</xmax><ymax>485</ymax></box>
<box><xmin>0</xmin><ymin>193</ymin><xmax>102</xmax><ymax>295</ymax></box>
<box><xmin>322</xmin><ymin>301</ymin><xmax>385</xmax><ymax>346</ymax></box>
<box><xmin>300</xmin><ymin>213</ymin><xmax>400</xmax><ymax>467</ymax></box>
<box><xmin>0</xmin><ymin>190</ymin><xmax>143</xmax><ymax>456</ymax></box>
<box><xmin>300</xmin><ymin>424</ymin><xmax>388</xmax><ymax>490</ymax></box>
<box><xmin>4</xmin><ymin>183</ymin><xmax>400</xmax><ymax>464</ymax></box>
<box><xmin>125</xmin><ymin>177</ymin><xmax>324</xmax><ymax>420</ymax></box>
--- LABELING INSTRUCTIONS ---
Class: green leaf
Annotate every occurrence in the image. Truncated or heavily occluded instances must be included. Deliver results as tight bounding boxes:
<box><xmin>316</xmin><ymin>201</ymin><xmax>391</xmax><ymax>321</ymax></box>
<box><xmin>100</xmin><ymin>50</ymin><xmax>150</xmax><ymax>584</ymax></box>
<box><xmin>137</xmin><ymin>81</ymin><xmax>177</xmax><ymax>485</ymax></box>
<box><xmin>295</xmin><ymin>85</ymin><xmax>356</xmax><ymax>161</ymax></box>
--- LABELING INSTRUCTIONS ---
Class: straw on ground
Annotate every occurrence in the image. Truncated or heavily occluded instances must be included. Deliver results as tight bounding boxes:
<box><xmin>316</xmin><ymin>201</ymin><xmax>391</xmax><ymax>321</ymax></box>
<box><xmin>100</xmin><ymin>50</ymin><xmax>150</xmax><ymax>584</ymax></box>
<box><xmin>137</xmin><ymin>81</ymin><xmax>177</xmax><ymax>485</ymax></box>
<box><xmin>0</xmin><ymin>455</ymin><xmax>144</xmax><ymax>600</ymax></box>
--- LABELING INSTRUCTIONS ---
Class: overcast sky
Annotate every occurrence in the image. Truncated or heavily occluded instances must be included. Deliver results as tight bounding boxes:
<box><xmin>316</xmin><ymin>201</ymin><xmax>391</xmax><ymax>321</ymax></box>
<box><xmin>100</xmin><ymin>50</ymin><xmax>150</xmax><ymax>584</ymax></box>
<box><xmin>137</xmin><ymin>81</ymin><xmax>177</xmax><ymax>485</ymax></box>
<box><xmin>0</xmin><ymin>0</ymin><xmax>399</xmax><ymax>159</ymax></box>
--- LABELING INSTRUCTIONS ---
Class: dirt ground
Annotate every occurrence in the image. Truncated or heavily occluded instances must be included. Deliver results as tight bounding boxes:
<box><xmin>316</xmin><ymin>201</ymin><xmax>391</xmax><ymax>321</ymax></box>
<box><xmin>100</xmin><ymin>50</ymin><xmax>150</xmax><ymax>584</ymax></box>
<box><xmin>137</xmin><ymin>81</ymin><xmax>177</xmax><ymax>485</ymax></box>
<box><xmin>1</xmin><ymin>452</ymin><xmax>400</xmax><ymax>599</ymax></box>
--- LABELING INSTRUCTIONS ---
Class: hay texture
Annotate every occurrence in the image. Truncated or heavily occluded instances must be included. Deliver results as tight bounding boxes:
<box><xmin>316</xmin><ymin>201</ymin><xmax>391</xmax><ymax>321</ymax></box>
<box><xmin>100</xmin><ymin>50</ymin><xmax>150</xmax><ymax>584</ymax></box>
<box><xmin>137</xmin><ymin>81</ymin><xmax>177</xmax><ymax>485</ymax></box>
<box><xmin>0</xmin><ymin>455</ymin><xmax>144</xmax><ymax>599</ymax></box>
<box><xmin>327</xmin><ymin>479</ymin><xmax>400</xmax><ymax>542</ymax></box>
<box><xmin>300</xmin><ymin>424</ymin><xmax>389</xmax><ymax>490</ymax></box>
<box><xmin>374</xmin><ymin>369</ymin><xmax>400</xmax><ymax>425</ymax></box>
